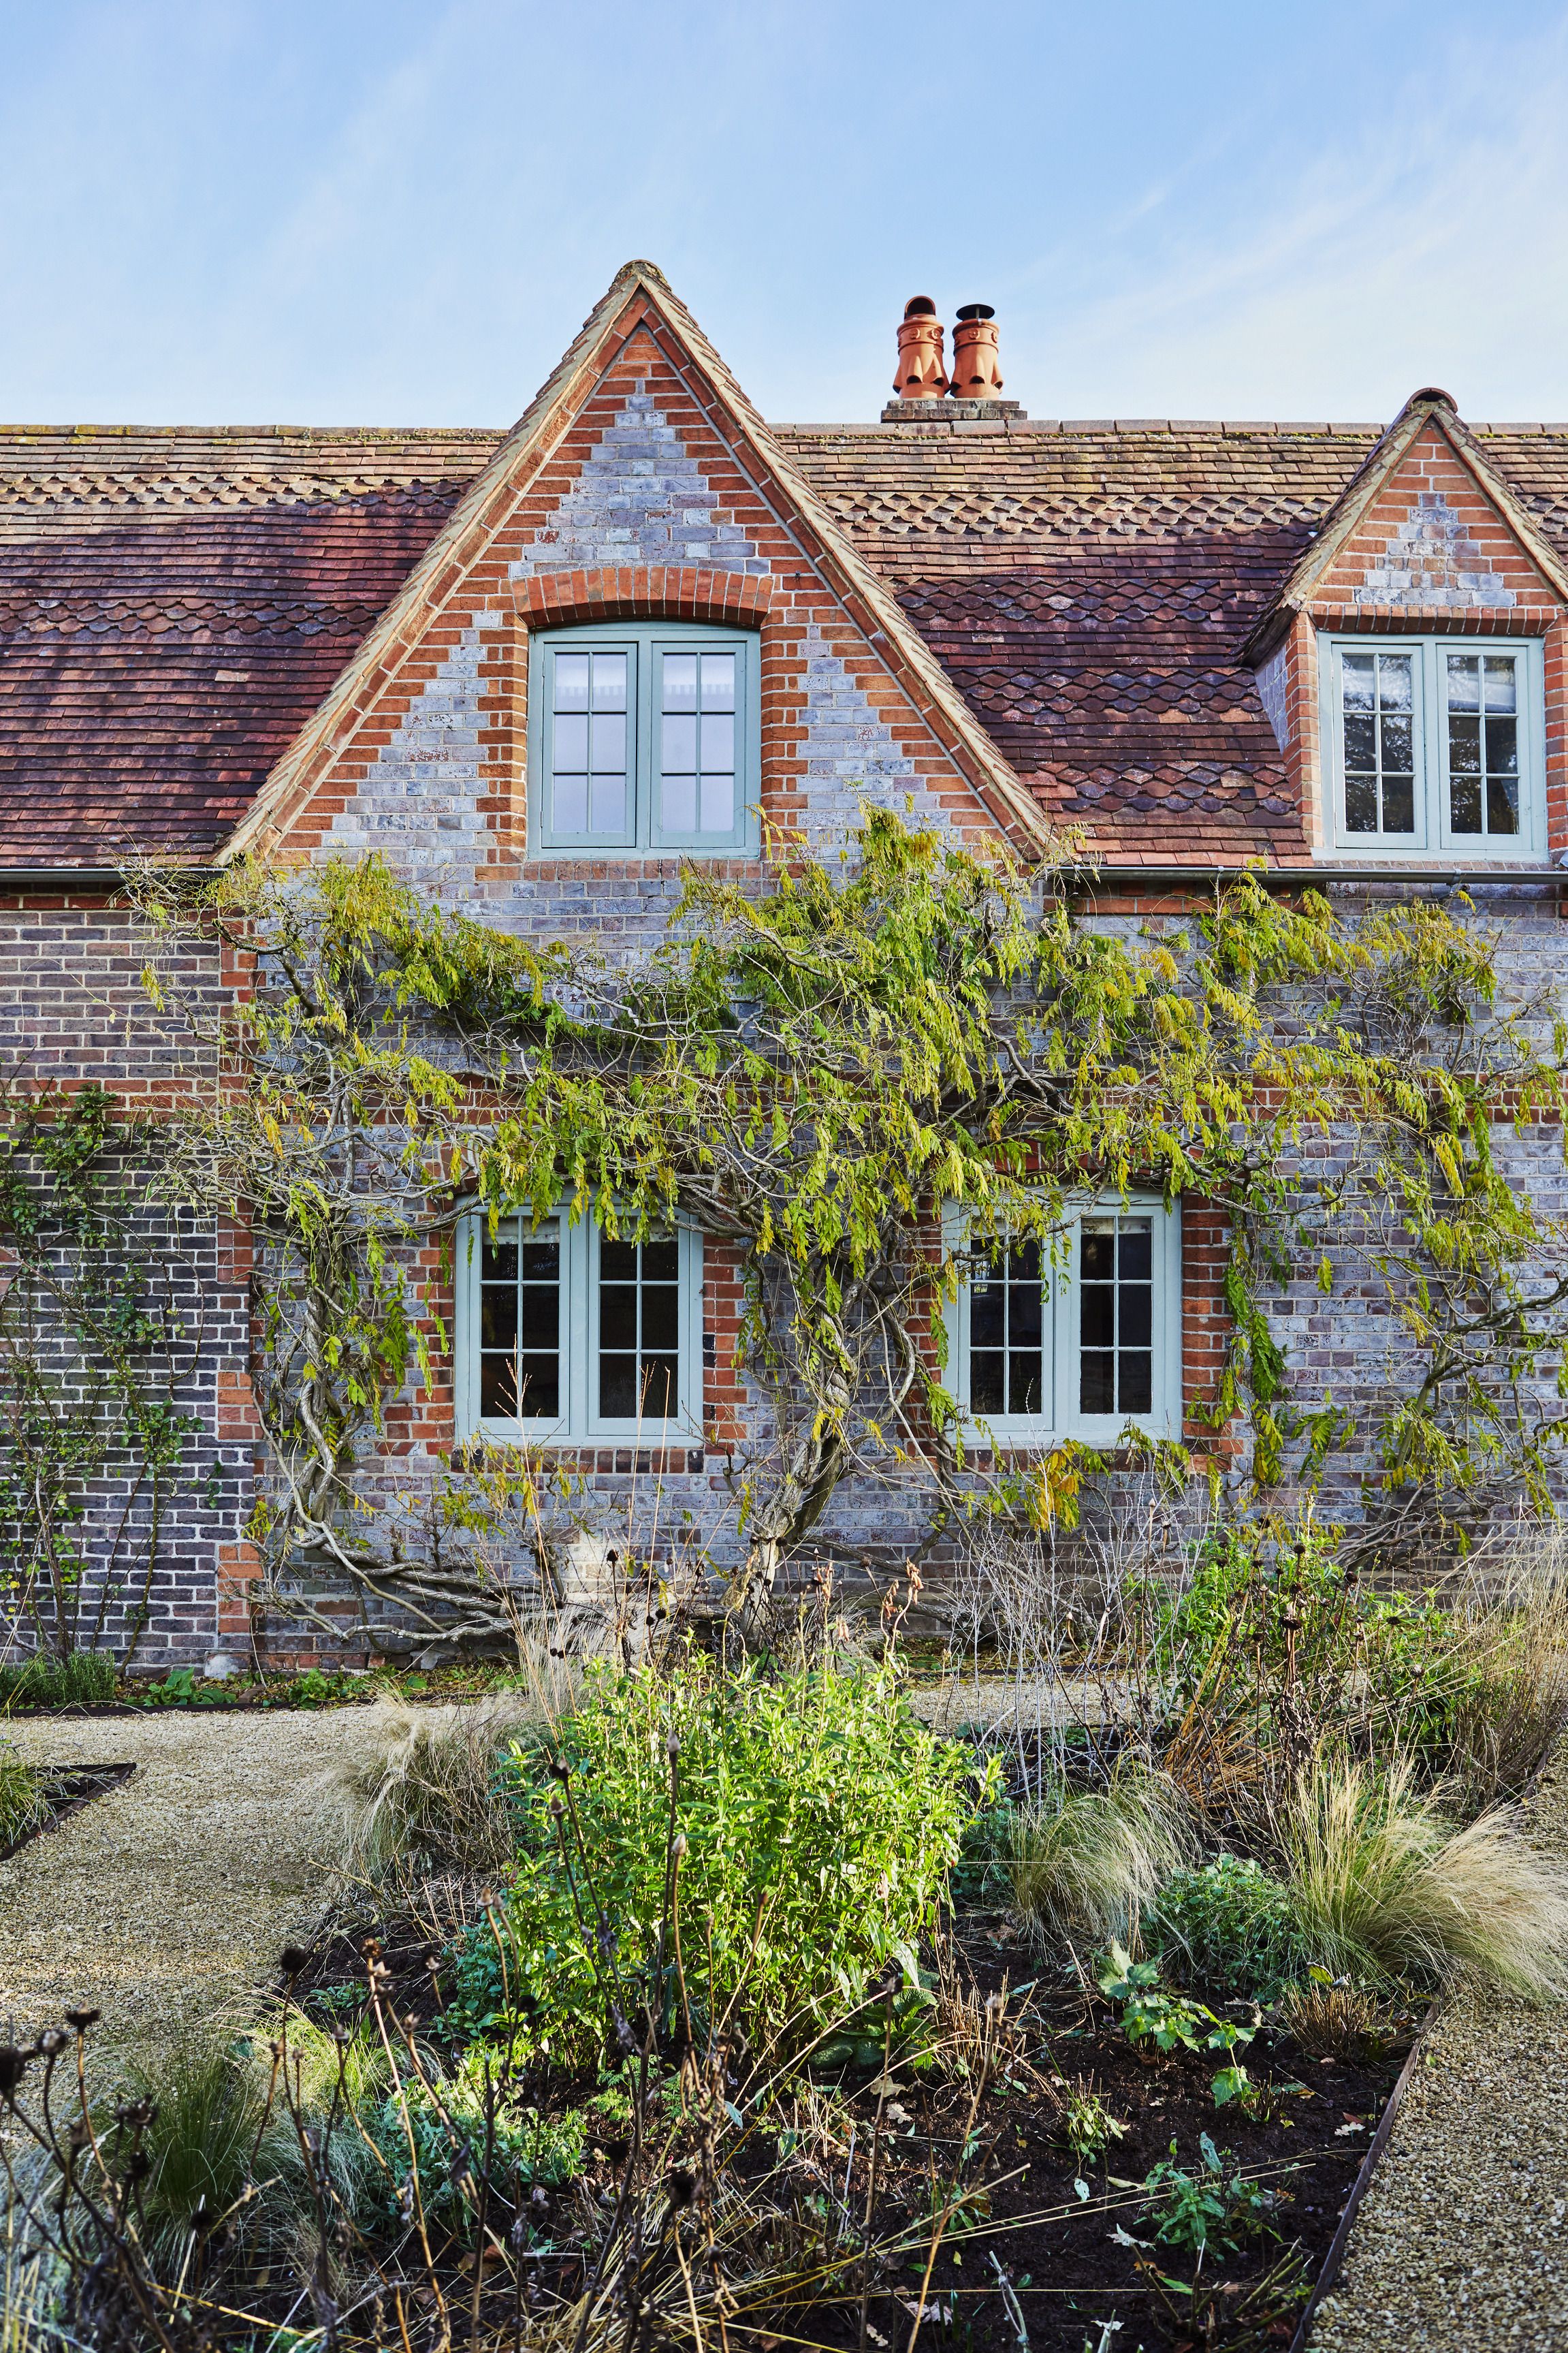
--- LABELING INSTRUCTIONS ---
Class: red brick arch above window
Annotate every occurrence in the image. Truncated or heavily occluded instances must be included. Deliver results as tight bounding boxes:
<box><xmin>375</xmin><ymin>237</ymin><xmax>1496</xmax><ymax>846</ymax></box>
<box><xmin>509</xmin><ymin>565</ymin><xmax>773</xmax><ymax>632</ymax></box>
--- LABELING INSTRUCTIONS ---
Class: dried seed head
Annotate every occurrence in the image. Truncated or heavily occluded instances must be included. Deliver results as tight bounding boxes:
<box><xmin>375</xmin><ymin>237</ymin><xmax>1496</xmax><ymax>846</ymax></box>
<box><xmin>671</xmin><ymin>1832</ymin><xmax>688</xmax><ymax>1862</ymax></box>
<box><xmin>0</xmin><ymin>2048</ymin><xmax>27</xmax><ymax>2094</ymax></box>
<box><xmin>64</xmin><ymin>2008</ymin><xmax>100</xmax><ymax>2034</ymax></box>
<box><xmin>280</xmin><ymin>1946</ymin><xmax>309</xmax><ymax>1979</ymax></box>
<box><xmin>666</xmin><ymin>2167</ymin><xmax>696</xmax><ymax>2209</ymax></box>
<box><xmin>36</xmin><ymin>2030</ymin><xmax>65</xmax><ymax>2057</ymax></box>
<box><xmin>666</xmin><ymin>1731</ymin><xmax>681</xmax><ymax>1764</ymax></box>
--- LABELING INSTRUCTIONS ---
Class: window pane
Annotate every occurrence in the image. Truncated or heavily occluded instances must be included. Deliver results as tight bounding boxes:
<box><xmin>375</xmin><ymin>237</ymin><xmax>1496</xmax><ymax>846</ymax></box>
<box><xmin>554</xmin><ymin>653</ymin><xmax>590</xmax><ymax>712</ymax></box>
<box><xmin>481</xmin><ymin>1235</ymin><xmax>518</xmax><ymax>1283</ymax></box>
<box><xmin>589</xmin><ymin>777</ymin><xmax>626</xmax><ymax>834</ymax></box>
<box><xmin>1080</xmin><ymin>1228</ymin><xmax>1115</xmax><ymax>1282</ymax></box>
<box><xmin>701</xmin><ymin>713</ymin><xmax>735</xmax><ymax>774</ymax></box>
<box><xmin>1488</xmin><ymin>714</ymin><xmax>1518</xmax><ymax>775</ymax></box>
<box><xmin>1487</xmin><ymin>774</ymin><xmax>1520</xmax><ymax>834</ymax></box>
<box><xmin>519</xmin><ymin>1282</ymin><xmax>558</xmax><ymax>1348</ymax></box>
<box><xmin>641</xmin><ymin>1356</ymin><xmax>679</xmax><ymax>1417</ymax></box>
<box><xmin>1344</xmin><ymin>774</ymin><xmax>1378</xmax><ymax>833</ymax></box>
<box><xmin>701</xmin><ymin>654</ymin><xmax>736</xmax><ymax>712</ymax></box>
<box><xmin>591</xmin><ymin>653</ymin><xmax>627</xmax><ymax>712</ymax></box>
<box><xmin>1382</xmin><ymin>775</ymin><xmax>1415</xmax><ymax>834</ymax></box>
<box><xmin>1445</xmin><ymin>654</ymin><xmax>1480</xmax><ymax>711</ymax></box>
<box><xmin>662</xmin><ymin>777</ymin><xmax>698</xmax><ymax>833</ymax></box>
<box><xmin>1484</xmin><ymin>657</ymin><xmax>1517</xmax><ymax>712</ymax></box>
<box><xmin>554</xmin><ymin>713</ymin><xmax>589</xmax><ymax>772</ymax></box>
<box><xmin>1118</xmin><ymin>1353</ymin><xmax>1153</xmax><ymax>1415</ymax></box>
<box><xmin>1118</xmin><ymin>1222</ymin><xmax>1152</xmax><ymax>1281</ymax></box>
<box><xmin>643</xmin><ymin>1239</ymin><xmax>679</xmax><ymax>1282</ymax></box>
<box><xmin>600</xmin><ymin>1355</ymin><xmax>639</xmax><ymax>1417</ymax></box>
<box><xmin>641</xmin><ymin>1284</ymin><xmax>679</xmax><ymax>1349</ymax></box>
<box><xmin>699</xmin><ymin>776</ymin><xmax>734</xmax><ymax>833</ymax></box>
<box><xmin>1006</xmin><ymin>1278</ymin><xmax>1043</xmax><ymax>1348</ymax></box>
<box><xmin>1379</xmin><ymin>715</ymin><xmax>1412</xmax><ymax>774</ymax></box>
<box><xmin>481</xmin><ymin>1286</ymin><xmax>517</xmax><ymax>1348</ymax></box>
<box><xmin>1449</xmin><ymin>713</ymin><xmax>1482</xmax><ymax>776</ymax></box>
<box><xmin>522</xmin><ymin>1238</ymin><xmax>559</xmax><ymax>1281</ymax></box>
<box><xmin>554</xmin><ymin>776</ymin><xmax>589</xmax><ymax>834</ymax></box>
<box><xmin>601</xmin><ymin>1239</ymin><xmax>639</xmax><ymax>1282</ymax></box>
<box><xmin>1119</xmin><ymin>1286</ymin><xmax>1153</xmax><ymax>1349</ymax></box>
<box><xmin>1377</xmin><ymin>654</ymin><xmax>1412</xmax><ymax>710</ymax></box>
<box><xmin>1343</xmin><ymin>714</ymin><xmax>1377</xmax><ymax>773</ymax></box>
<box><xmin>1081</xmin><ymin>1285</ymin><xmax>1114</xmax><ymax>1349</ymax></box>
<box><xmin>1080</xmin><ymin>1353</ymin><xmax>1115</xmax><ymax>1414</ymax></box>
<box><xmin>971</xmin><ymin>1352</ymin><xmax>1005</xmax><ymax>1413</ymax></box>
<box><xmin>600</xmin><ymin>1284</ymin><xmax>637</xmax><ymax>1348</ymax></box>
<box><xmin>1450</xmin><ymin>773</ymin><xmax>1483</xmax><ymax>834</ymax></box>
<box><xmin>481</xmin><ymin>1354</ymin><xmax>519</xmax><ymax>1416</ymax></box>
<box><xmin>1341</xmin><ymin>653</ymin><xmax>1375</xmax><ymax>710</ymax></box>
<box><xmin>971</xmin><ymin>1279</ymin><xmax>1005</xmax><ymax>1349</ymax></box>
<box><xmin>662</xmin><ymin>714</ymin><xmax>698</xmax><ymax>774</ymax></box>
<box><xmin>516</xmin><ymin>1355</ymin><xmax>560</xmax><ymax>1417</ymax></box>
<box><xmin>663</xmin><ymin>654</ymin><xmax>698</xmax><ymax>712</ymax></box>
<box><xmin>590</xmin><ymin>712</ymin><xmax>626</xmax><ymax>774</ymax></box>
<box><xmin>1008</xmin><ymin>1354</ymin><xmax>1043</xmax><ymax>1415</ymax></box>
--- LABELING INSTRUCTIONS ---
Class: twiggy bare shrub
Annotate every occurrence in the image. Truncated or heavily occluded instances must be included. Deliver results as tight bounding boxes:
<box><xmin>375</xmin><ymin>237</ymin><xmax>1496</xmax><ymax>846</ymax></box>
<box><xmin>1010</xmin><ymin>1760</ymin><xmax>1194</xmax><ymax>1953</ymax></box>
<box><xmin>1278</xmin><ymin>1752</ymin><xmax>1568</xmax><ymax>1999</ymax></box>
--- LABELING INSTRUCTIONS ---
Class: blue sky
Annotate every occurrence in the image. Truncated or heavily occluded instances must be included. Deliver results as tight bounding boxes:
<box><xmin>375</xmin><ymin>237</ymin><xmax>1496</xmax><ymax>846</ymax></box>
<box><xmin>4</xmin><ymin>1</ymin><xmax>1568</xmax><ymax>428</ymax></box>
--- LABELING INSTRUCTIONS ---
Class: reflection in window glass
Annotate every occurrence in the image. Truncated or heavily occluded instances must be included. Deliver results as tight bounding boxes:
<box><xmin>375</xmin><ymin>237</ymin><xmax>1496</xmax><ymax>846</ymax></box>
<box><xmin>551</xmin><ymin>650</ymin><xmax>630</xmax><ymax>836</ymax></box>
<box><xmin>1445</xmin><ymin>653</ymin><xmax>1519</xmax><ymax>836</ymax></box>
<box><xmin>660</xmin><ymin>652</ymin><xmax>737</xmax><ymax>836</ymax></box>
<box><xmin>1340</xmin><ymin>651</ymin><xmax>1415</xmax><ymax>836</ymax></box>
<box><xmin>967</xmin><ymin>1239</ymin><xmax>1044</xmax><ymax>1416</ymax></box>
<box><xmin>1078</xmin><ymin>1218</ymin><xmax>1153</xmax><ymax>1418</ymax></box>
<box><xmin>598</xmin><ymin>1237</ymin><xmax>681</xmax><ymax>1421</ymax></box>
<box><xmin>479</xmin><ymin>1223</ymin><xmax>562</xmax><ymax>1419</ymax></box>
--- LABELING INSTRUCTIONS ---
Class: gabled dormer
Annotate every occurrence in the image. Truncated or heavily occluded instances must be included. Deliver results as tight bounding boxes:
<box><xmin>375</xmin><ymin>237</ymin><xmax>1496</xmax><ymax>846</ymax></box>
<box><xmin>1243</xmin><ymin>388</ymin><xmax>1568</xmax><ymax>868</ymax></box>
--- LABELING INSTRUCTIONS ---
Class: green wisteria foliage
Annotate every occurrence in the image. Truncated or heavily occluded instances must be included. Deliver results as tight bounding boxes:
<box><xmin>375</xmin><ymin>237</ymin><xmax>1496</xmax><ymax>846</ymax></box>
<box><xmin>135</xmin><ymin>810</ymin><xmax>1568</xmax><ymax>1645</ymax></box>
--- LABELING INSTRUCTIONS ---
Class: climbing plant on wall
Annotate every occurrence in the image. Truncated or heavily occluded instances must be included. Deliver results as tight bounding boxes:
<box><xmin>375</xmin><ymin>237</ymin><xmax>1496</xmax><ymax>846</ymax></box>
<box><xmin>0</xmin><ymin>1082</ymin><xmax>203</xmax><ymax>1659</ymax></box>
<box><xmin>136</xmin><ymin>812</ymin><xmax>1568</xmax><ymax>1653</ymax></box>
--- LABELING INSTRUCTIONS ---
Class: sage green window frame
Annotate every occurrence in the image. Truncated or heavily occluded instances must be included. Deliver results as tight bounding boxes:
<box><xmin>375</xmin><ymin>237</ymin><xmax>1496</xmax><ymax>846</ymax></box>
<box><xmin>528</xmin><ymin>620</ymin><xmax>761</xmax><ymax>855</ymax></box>
<box><xmin>940</xmin><ymin>1197</ymin><xmax>1183</xmax><ymax>1447</ymax></box>
<box><xmin>1318</xmin><ymin>632</ymin><xmax>1546</xmax><ymax>859</ymax></box>
<box><xmin>453</xmin><ymin>1207</ymin><xmax>704</xmax><ymax>1444</ymax></box>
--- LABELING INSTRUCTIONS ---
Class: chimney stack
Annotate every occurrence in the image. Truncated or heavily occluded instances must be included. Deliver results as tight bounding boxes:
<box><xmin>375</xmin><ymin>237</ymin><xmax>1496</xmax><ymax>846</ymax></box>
<box><xmin>950</xmin><ymin>303</ymin><xmax>1004</xmax><ymax>399</ymax></box>
<box><xmin>892</xmin><ymin>296</ymin><xmax>948</xmax><ymax>402</ymax></box>
<box><xmin>882</xmin><ymin>296</ymin><xmax>1023</xmax><ymax>422</ymax></box>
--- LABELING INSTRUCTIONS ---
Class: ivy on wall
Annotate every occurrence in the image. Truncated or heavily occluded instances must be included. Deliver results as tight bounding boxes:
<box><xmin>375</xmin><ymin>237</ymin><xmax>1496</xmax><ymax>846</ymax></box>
<box><xmin>0</xmin><ymin>1082</ymin><xmax>203</xmax><ymax>1658</ymax></box>
<box><xmin>131</xmin><ymin>812</ymin><xmax>1568</xmax><ymax>1652</ymax></box>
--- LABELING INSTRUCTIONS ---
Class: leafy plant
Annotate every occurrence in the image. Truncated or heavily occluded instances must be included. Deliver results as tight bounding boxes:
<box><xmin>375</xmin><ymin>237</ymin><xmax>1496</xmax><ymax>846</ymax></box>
<box><xmin>1154</xmin><ymin>1853</ymin><xmax>1306</xmax><ymax>2003</ymax></box>
<box><xmin>0</xmin><ymin>1746</ymin><xmax>45</xmax><ymax>1848</ymax></box>
<box><xmin>1059</xmin><ymin>2080</ymin><xmax>1127</xmax><ymax>2167</ymax></box>
<box><xmin>1010</xmin><ymin>1763</ymin><xmax>1191</xmax><ymax>1950</ymax></box>
<box><xmin>1097</xmin><ymin>1943</ymin><xmax>1257</xmax><ymax>2068</ymax></box>
<box><xmin>1140</xmin><ymin>2133</ymin><xmax>1283</xmax><ymax>2254</ymax></box>
<box><xmin>1279</xmin><ymin>1752</ymin><xmax>1568</xmax><ymax>1999</ymax></box>
<box><xmin>372</xmin><ymin>2047</ymin><xmax>588</xmax><ymax>2224</ymax></box>
<box><xmin>454</xmin><ymin>1655</ymin><xmax>987</xmax><ymax>2057</ymax></box>
<box><xmin>0</xmin><ymin>1650</ymin><xmax>117</xmax><ymax>1711</ymax></box>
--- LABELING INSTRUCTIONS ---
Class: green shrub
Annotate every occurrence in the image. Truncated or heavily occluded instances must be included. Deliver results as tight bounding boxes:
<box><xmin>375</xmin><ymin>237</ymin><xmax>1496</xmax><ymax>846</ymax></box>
<box><xmin>1009</xmin><ymin>1763</ymin><xmax>1191</xmax><ymax>1949</ymax></box>
<box><xmin>0</xmin><ymin>1651</ymin><xmax>116</xmax><ymax>1710</ymax></box>
<box><xmin>372</xmin><ymin>2048</ymin><xmax>588</xmax><ymax>2224</ymax></box>
<box><xmin>1140</xmin><ymin>2133</ymin><xmax>1281</xmax><ymax>2254</ymax></box>
<box><xmin>1154</xmin><ymin>1854</ymin><xmax>1306</xmax><ymax>2002</ymax></box>
<box><xmin>453</xmin><ymin>1657</ymin><xmax>986</xmax><ymax>2057</ymax></box>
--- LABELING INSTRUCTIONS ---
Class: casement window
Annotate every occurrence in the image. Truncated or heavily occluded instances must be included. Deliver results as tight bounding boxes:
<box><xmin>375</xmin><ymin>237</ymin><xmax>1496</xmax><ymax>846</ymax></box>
<box><xmin>943</xmin><ymin>1200</ymin><xmax>1182</xmax><ymax>1444</ymax></box>
<box><xmin>528</xmin><ymin>622</ymin><xmax>759</xmax><ymax>854</ymax></box>
<box><xmin>453</xmin><ymin>1210</ymin><xmax>703</xmax><ymax>1444</ymax></box>
<box><xmin>1319</xmin><ymin>634</ymin><xmax>1545</xmax><ymax>857</ymax></box>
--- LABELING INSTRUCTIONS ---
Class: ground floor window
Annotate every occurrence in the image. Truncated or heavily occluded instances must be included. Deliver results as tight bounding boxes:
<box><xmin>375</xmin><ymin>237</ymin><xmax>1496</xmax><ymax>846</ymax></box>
<box><xmin>944</xmin><ymin>1199</ymin><xmax>1181</xmax><ymax>1443</ymax></box>
<box><xmin>454</xmin><ymin>1210</ymin><xmax>703</xmax><ymax>1444</ymax></box>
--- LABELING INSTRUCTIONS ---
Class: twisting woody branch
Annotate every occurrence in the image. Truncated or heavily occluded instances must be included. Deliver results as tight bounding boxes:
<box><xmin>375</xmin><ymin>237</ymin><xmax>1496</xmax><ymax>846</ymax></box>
<box><xmin>122</xmin><ymin>810</ymin><xmax>1568</xmax><ymax>1654</ymax></box>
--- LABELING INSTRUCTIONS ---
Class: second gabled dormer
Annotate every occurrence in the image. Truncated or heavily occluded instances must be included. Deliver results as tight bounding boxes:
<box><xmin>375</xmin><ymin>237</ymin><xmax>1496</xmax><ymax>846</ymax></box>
<box><xmin>1243</xmin><ymin>388</ymin><xmax>1568</xmax><ymax>868</ymax></box>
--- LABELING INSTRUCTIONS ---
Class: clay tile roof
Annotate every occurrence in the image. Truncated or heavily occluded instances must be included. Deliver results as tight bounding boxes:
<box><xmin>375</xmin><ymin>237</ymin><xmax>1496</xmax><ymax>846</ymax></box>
<box><xmin>7</xmin><ymin>409</ymin><xmax>1568</xmax><ymax>868</ymax></box>
<box><xmin>0</xmin><ymin>427</ymin><xmax>492</xmax><ymax>864</ymax></box>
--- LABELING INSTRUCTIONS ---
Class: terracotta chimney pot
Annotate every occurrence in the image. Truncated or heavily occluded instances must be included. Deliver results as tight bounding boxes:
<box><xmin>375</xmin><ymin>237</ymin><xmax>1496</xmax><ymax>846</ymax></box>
<box><xmin>893</xmin><ymin>296</ymin><xmax>948</xmax><ymax>401</ymax></box>
<box><xmin>950</xmin><ymin>303</ymin><xmax>1004</xmax><ymax>400</ymax></box>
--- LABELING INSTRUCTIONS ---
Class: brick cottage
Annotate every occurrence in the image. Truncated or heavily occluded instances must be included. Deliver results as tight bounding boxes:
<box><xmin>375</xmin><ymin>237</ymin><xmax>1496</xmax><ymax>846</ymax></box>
<box><xmin>3</xmin><ymin>260</ymin><xmax>1567</xmax><ymax>1667</ymax></box>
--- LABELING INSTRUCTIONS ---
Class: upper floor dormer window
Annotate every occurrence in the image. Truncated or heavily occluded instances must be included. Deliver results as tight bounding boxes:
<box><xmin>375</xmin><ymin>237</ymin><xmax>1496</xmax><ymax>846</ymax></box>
<box><xmin>1319</xmin><ymin>633</ymin><xmax>1545</xmax><ymax>858</ymax></box>
<box><xmin>529</xmin><ymin>621</ymin><xmax>758</xmax><ymax>855</ymax></box>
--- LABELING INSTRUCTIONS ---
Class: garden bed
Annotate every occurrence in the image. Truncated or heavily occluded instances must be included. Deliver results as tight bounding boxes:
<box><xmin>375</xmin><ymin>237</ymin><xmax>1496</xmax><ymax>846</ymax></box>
<box><xmin>0</xmin><ymin>1760</ymin><xmax>135</xmax><ymax>1863</ymax></box>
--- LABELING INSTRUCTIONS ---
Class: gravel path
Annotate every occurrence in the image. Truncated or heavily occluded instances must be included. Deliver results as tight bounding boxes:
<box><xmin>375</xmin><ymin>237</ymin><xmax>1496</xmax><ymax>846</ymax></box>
<box><xmin>1311</xmin><ymin>1750</ymin><xmax>1568</xmax><ymax>2351</ymax></box>
<box><xmin>0</xmin><ymin>1707</ymin><xmax>394</xmax><ymax>2064</ymax></box>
